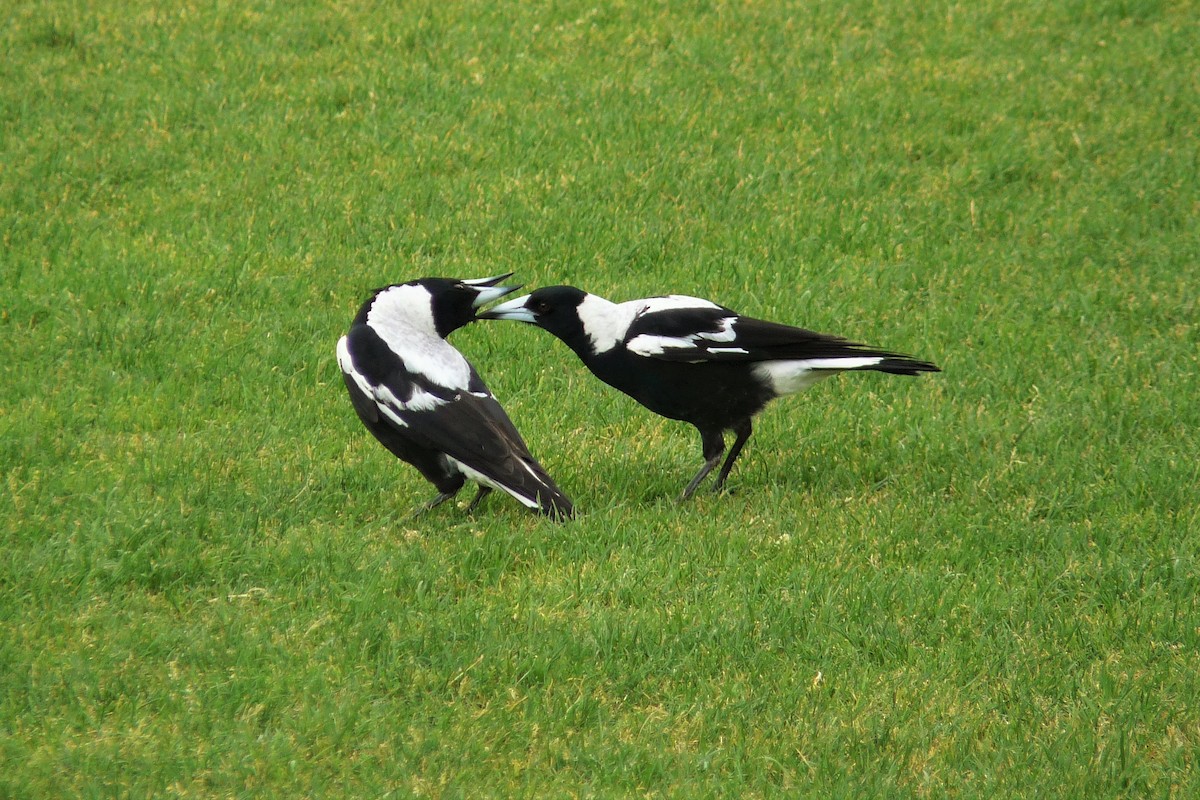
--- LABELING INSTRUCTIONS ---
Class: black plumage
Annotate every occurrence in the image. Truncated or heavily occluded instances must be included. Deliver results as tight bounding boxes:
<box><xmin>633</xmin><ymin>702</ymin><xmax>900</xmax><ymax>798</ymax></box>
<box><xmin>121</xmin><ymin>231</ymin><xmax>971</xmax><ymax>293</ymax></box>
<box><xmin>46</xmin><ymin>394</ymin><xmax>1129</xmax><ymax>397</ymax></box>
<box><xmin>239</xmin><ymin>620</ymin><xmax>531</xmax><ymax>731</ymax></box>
<box><xmin>482</xmin><ymin>285</ymin><xmax>939</xmax><ymax>498</ymax></box>
<box><xmin>337</xmin><ymin>275</ymin><xmax>573</xmax><ymax>519</ymax></box>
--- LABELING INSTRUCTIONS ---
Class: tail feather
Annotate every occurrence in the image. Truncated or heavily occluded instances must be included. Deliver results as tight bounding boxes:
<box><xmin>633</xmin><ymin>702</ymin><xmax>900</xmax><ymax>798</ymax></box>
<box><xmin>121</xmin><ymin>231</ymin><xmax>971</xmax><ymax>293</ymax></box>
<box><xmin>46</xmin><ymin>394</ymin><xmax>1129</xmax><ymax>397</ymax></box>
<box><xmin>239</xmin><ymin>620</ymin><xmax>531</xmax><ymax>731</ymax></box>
<box><xmin>754</xmin><ymin>352</ymin><xmax>940</xmax><ymax>395</ymax></box>
<box><xmin>852</xmin><ymin>355</ymin><xmax>941</xmax><ymax>376</ymax></box>
<box><xmin>450</xmin><ymin>457</ymin><xmax>574</xmax><ymax>520</ymax></box>
<box><xmin>532</xmin><ymin>485</ymin><xmax>574</xmax><ymax>520</ymax></box>
<box><xmin>506</xmin><ymin>458</ymin><xmax>575</xmax><ymax>520</ymax></box>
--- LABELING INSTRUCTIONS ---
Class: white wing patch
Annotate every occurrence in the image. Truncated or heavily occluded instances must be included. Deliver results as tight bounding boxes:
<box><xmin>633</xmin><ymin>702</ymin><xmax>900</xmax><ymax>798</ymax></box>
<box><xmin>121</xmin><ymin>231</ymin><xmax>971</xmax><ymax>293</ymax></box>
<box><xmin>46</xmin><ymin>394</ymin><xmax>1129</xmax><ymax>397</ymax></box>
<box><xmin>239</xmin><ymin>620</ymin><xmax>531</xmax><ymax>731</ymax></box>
<box><xmin>577</xmin><ymin>294</ymin><xmax>730</xmax><ymax>356</ymax></box>
<box><xmin>402</xmin><ymin>387</ymin><xmax>451</xmax><ymax>413</ymax></box>
<box><xmin>697</xmin><ymin>316</ymin><xmax>738</xmax><ymax>342</ymax></box>
<box><xmin>337</xmin><ymin>336</ymin><xmax>375</xmax><ymax>398</ymax></box>
<box><xmin>366</xmin><ymin>381</ymin><xmax>450</xmax><ymax>421</ymax></box>
<box><xmin>625</xmin><ymin>313</ymin><xmax>742</xmax><ymax>360</ymax></box>
<box><xmin>337</xmin><ymin>334</ymin><xmax>452</xmax><ymax>428</ymax></box>
<box><xmin>374</xmin><ymin>383</ymin><xmax>408</xmax><ymax>411</ymax></box>
<box><xmin>377</xmin><ymin>403</ymin><xmax>410</xmax><ymax>428</ymax></box>
<box><xmin>626</xmin><ymin>334</ymin><xmax>696</xmax><ymax>357</ymax></box>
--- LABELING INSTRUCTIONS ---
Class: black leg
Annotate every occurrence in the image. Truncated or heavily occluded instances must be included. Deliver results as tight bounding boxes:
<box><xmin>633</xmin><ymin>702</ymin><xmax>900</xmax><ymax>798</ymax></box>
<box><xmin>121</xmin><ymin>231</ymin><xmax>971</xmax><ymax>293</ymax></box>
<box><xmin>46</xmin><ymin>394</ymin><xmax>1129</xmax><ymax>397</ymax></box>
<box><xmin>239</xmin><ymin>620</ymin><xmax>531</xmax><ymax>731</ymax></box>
<box><xmin>712</xmin><ymin>419</ymin><xmax>753</xmax><ymax>494</ymax></box>
<box><xmin>681</xmin><ymin>428</ymin><xmax>726</xmax><ymax>500</ymax></box>
<box><xmin>409</xmin><ymin>488</ymin><xmax>460</xmax><ymax>520</ymax></box>
<box><xmin>463</xmin><ymin>486</ymin><xmax>492</xmax><ymax>514</ymax></box>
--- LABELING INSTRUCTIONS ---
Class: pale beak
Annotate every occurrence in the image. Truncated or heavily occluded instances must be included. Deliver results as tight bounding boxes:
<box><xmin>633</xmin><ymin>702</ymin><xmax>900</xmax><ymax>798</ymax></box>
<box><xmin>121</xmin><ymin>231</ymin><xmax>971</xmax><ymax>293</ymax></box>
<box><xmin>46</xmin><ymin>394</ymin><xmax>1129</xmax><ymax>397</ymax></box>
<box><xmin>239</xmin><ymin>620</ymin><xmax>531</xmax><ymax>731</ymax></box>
<box><xmin>464</xmin><ymin>274</ymin><xmax>522</xmax><ymax>309</ymax></box>
<box><xmin>463</xmin><ymin>272</ymin><xmax>514</xmax><ymax>287</ymax></box>
<box><xmin>478</xmin><ymin>294</ymin><xmax>536</xmax><ymax>322</ymax></box>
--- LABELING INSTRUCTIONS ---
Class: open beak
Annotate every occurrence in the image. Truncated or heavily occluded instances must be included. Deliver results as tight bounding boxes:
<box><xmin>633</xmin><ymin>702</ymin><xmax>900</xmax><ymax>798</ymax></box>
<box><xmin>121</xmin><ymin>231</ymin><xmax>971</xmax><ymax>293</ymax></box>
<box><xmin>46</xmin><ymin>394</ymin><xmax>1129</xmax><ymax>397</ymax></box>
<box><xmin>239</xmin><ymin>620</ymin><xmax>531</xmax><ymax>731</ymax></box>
<box><xmin>464</xmin><ymin>273</ymin><xmax>522</xmax><ymax>309</ymax></box>
<box><xmin>478</xmin><ymin>294</ymin><xmax>536</xmax><ymax>322</ymax></box>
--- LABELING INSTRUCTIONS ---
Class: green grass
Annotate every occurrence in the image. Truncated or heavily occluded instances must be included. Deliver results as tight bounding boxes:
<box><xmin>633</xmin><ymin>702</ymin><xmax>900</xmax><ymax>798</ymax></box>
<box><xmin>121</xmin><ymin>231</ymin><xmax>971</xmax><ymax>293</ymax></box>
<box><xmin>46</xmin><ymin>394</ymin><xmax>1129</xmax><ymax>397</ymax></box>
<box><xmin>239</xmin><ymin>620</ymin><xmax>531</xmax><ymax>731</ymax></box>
<box><xmin>3</xmin><ymin>0</ymin><xmax>1198</xmax><ymax>796</ymax></box>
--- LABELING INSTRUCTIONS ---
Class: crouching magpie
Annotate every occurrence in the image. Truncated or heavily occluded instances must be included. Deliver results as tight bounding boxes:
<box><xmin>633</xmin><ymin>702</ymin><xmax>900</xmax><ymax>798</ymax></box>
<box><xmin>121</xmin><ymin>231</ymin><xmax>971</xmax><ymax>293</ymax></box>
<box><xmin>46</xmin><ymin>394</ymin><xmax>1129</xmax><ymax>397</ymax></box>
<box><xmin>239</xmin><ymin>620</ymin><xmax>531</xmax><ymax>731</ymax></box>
<box><xmin>482</xmin><ymin>285</ymin><xmax>939</xmax><ymax>499</ymax></box>
<box><xmin>337</xmin><ymin>274</ymin><xmax>573</xmax><ymax>519</ymax></box>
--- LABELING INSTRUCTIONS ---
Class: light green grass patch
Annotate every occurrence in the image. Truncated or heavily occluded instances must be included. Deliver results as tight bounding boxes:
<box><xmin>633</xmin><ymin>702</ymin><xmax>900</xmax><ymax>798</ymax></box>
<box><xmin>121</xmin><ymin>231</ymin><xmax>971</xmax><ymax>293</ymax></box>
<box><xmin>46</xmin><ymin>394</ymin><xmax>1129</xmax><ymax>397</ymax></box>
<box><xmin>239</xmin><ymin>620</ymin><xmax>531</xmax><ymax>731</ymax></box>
<box><xmin>3</xmin><ymin>0</ymin><xmax>1198</xmax><ymax>796</ymax></box>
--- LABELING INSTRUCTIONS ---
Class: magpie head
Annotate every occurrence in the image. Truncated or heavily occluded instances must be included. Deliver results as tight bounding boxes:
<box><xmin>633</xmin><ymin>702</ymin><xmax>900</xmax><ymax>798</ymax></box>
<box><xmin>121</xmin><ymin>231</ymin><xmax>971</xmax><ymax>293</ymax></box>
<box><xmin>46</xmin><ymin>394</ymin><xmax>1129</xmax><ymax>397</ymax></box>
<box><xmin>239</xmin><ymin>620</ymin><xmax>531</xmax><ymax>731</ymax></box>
<box><xmin>479</xmin><ymin>285</ymin><xmax>591</xmax><ymax>343</ymax></box>
<box><xmin>366</xmin><ymin>273</ymin><xmax>520</xmax><ymax>338</ymax></box>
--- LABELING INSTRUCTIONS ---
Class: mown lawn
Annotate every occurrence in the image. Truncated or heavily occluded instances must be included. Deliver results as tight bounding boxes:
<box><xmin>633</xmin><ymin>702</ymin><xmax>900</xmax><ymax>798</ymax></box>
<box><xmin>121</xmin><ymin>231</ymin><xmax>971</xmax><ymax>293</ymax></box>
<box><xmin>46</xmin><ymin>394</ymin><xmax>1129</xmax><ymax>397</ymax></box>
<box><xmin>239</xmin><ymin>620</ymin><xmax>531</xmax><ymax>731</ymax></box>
<box><xmin>2</xmin><ymin>0</ymin><xmax>1197</xmax><ymax>796</ymax></box>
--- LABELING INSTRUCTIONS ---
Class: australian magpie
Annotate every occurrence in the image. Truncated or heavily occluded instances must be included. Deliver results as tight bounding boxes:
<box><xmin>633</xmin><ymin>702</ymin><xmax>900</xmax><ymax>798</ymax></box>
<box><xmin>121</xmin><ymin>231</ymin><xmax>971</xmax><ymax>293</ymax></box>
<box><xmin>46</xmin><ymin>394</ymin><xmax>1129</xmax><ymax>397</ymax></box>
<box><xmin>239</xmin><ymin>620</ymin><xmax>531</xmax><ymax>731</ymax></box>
<box><xmin>482</xmin><ymin>285</ymin><xmax>939</xmax><ymax>499</ymax></box>
<box><xmin>337</xmin><ymin>274</ymin><xmax>573</xmax><ymax>519</ymax></box>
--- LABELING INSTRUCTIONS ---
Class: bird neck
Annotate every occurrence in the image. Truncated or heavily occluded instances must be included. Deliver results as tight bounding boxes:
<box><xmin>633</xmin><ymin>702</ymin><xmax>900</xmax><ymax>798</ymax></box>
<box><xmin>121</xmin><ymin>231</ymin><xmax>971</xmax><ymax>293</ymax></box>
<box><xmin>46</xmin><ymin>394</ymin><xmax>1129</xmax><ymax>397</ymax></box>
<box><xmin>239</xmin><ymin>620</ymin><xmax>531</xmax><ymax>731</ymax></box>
<box><xmin>574</xmin><ymin>294</ymin><xmax>640</xmax><ymax>356</ymax></box>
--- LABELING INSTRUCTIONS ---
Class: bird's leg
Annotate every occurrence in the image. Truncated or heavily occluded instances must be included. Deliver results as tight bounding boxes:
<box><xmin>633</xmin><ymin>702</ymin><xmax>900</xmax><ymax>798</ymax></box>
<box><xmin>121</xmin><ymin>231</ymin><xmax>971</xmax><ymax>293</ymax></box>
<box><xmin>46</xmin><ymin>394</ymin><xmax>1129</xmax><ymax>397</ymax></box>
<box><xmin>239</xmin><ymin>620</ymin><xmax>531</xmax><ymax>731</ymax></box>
<box><xmin>681</xmin><ymin>428</ymin><xmax>726</xmax><ymax>500</ymax></box>
<box><xmin>712</xmin><ymin>419</ymin><xmax>753</xmax><ymax>494</ymax></box>
<box><xmin>463</xmin><ymin>486</ymin><xmax>492</xmax><ymax>514</ymax></box>
<box><xmin>408</xmin><ymin>489</ymin><xmax>459</xmax><ymax>520</ymax></box>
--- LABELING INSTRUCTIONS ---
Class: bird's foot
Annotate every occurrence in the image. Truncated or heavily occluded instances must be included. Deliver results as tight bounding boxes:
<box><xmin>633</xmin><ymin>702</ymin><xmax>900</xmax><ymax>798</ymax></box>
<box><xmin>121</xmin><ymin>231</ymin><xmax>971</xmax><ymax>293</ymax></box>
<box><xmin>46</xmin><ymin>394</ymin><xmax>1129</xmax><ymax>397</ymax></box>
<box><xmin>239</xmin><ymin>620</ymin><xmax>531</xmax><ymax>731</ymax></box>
<box><xmin>407</xmin><ymin>490</ymin><xmax>458</xmax><ymax>521</ymax></box>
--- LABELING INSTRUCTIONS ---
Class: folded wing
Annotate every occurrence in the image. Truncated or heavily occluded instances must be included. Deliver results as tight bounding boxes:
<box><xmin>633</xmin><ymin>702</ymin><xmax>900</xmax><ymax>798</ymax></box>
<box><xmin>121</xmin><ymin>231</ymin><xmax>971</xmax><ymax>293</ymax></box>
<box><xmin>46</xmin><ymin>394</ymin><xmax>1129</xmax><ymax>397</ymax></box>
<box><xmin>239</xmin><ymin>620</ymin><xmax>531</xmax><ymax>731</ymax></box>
<box><xmin>625</xmin><ymin>303</ymin><xmax>937</xmax><ymax>373</ymax></box>
<box><xmin>339</xmin><ymin>326</ymin><xmax>574</xmax><ymax>517</ymax></box>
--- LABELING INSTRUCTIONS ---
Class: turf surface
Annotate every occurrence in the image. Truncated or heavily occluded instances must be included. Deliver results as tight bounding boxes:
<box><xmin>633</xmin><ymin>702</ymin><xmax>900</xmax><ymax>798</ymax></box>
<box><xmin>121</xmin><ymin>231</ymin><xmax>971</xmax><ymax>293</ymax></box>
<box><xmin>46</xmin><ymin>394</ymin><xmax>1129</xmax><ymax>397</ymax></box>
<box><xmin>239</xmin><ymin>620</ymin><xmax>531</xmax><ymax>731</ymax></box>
<box><xmin>3</xmin><ymin>0</ymin><xmax>1197</xmax><ymax>796</ymax></box>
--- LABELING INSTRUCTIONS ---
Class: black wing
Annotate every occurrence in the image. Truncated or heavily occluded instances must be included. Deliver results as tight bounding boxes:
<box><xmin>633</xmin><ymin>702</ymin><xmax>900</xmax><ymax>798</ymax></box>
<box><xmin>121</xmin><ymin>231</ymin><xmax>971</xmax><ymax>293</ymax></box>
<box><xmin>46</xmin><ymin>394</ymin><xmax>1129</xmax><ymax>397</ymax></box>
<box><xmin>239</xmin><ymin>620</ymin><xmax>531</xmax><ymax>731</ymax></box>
<box><xmin>625</xmin><ymin>302</ymin><xmax>937</xmax><ymax>372</ymax></box>
<box><xmin>403</xmin><ymin>375</ymin><xmax>573</xmax><ymax>517</ymax></box>
<box><xmin>340</xmin><ymin>326</ymin><xmax>573</xmax><ymax>517</ymax></box>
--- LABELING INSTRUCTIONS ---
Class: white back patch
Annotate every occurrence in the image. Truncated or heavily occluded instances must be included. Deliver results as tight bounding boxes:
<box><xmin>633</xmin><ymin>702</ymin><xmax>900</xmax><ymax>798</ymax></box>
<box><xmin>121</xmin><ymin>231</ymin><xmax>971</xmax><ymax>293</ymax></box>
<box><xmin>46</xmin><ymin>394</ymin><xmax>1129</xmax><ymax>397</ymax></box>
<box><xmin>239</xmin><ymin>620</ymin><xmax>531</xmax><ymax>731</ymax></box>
<box><xmin>640</xmin><ymin>294</ymin><xmax>723</xmax><ymax>314</ymax></box>
<box><xmin>368</xmin><ymin>284</ymin><xmax>437</xmax><ymax>336</ymax></box>
<box><xmin>578</xmin><ymin>293</ymin><xmax>727</xmax><ymax>355</ymax></box>
<box><xmin>576</xmin><ymin>294</ymin><xmax>641</xmax><ymax>354</ymax></box>
<box><xmin>366</xmin><ymin>285</ymin><xmax>472</xmax><ymax>389</ymax></box>
<box><xmin>624</xmin><ymin>302</ymin><xmax>736</xmax><ymax>359</ymax></box>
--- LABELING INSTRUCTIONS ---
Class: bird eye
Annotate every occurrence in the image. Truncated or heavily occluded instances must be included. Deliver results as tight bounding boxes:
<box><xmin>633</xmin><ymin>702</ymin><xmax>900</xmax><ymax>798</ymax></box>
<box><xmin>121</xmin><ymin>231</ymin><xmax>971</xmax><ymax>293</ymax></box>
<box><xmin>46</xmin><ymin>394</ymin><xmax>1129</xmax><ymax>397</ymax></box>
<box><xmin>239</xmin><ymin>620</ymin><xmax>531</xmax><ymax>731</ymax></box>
<box><xmin>532</xmin><ymin>300</ymin><xmax>550</xmax><ymax>315</ymax></box>
<box><xmin>453</xmin><ymin>282</ymin><xmax>467</xmax><ymax>291</ymax></box>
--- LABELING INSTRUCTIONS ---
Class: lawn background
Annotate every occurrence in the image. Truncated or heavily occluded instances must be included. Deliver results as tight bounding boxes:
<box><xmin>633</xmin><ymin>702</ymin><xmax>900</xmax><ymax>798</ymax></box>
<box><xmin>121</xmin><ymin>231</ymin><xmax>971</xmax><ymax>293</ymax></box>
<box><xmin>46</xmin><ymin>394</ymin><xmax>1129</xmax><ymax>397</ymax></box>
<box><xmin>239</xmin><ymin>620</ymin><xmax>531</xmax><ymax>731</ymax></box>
<box><xmin>2</xmin><ymin>0</ymin><xmax>1198</xmax><ymax>796</ymax></box>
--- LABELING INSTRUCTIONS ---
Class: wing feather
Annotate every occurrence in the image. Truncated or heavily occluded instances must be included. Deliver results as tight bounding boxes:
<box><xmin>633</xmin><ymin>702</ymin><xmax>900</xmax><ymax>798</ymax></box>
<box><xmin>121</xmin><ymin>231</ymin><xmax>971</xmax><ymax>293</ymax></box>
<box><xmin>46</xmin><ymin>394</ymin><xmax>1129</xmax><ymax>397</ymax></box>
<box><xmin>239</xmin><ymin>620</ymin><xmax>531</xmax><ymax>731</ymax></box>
<box><xmin>626</xmin><ymin>305</ymin><xmax>871</xmax><ymax>361</ymax></box>
<box><xmin>341</xmin><ymin>326</ymin><xmax>572</xmax><ymax>516</ymax></box>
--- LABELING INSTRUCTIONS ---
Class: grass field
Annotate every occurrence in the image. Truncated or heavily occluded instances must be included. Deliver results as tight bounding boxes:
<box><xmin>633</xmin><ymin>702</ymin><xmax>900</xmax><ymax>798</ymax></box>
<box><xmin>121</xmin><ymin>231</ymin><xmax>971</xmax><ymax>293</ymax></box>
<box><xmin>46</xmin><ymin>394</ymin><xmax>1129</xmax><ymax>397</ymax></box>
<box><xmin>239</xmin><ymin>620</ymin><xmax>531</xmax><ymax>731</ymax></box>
<box><xmin>3</xmin><ymin>0</ymin><xmax>1198</xmax><ymax>796</ymax></box>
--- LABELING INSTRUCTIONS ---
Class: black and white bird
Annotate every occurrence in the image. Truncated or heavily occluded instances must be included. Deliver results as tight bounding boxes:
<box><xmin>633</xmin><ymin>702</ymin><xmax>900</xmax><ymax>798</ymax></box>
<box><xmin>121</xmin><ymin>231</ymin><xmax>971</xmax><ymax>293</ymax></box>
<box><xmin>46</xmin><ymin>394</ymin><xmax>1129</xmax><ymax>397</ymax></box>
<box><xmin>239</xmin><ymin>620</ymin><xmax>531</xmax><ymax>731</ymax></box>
<box><xmin>482</xmin><ymin>286</ymin><xmax>939</xmax><ymax>499</ymax></box>
<box><xmin>336</xmin><ymin>275</ymin><xmax>573</xmax><ymax>519</ymax></box>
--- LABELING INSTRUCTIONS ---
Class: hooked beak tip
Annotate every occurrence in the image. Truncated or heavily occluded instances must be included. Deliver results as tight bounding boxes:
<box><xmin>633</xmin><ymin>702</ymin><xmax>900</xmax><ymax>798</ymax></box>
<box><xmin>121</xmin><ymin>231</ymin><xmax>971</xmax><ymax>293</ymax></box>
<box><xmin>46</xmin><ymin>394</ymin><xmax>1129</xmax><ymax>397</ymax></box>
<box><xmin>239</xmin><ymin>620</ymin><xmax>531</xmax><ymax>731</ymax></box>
<box><xmin>464</xmin><ymin>272</ymin><xmax>515</xmax><ymax>288</ymax></box>
<box><xmin>470</xmin><ymin>282</ymin><xmax>522</xmax><ymax>310</ymax></box>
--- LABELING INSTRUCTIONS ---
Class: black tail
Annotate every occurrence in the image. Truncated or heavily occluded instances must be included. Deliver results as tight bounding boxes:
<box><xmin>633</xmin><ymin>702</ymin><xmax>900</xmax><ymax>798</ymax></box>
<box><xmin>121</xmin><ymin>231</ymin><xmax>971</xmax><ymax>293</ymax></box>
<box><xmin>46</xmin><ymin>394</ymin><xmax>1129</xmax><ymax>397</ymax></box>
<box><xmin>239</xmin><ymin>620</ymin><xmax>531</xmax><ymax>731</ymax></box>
<box><xmin>862</xmin><ymin>355</ymin><xmax>941</xmax><ymax>376</ymax></box>
<box><xmin>504</xmin><ymin>456</ymin><xmax>575</xmax><ymax>521</ymax></box>
<box><xmin>533</xmin><ymin>485</ymin><xmax>574</xmax><ymax>520</ymax></box>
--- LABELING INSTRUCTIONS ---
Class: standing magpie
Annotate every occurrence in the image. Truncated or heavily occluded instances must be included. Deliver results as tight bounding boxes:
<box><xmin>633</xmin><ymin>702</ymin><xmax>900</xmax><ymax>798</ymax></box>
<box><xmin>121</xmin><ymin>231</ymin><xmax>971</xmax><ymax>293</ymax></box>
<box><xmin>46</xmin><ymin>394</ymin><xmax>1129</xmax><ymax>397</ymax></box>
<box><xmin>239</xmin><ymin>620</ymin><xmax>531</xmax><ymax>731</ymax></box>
<box><xmin>337</xmin><ymin>274</ymin><xmax>573</xmax><ymax>519</ymax></box>
<box><xmin>482</xmin><ymin>285</ymin><xmax>939</xmax><ymax>499</ymax></box>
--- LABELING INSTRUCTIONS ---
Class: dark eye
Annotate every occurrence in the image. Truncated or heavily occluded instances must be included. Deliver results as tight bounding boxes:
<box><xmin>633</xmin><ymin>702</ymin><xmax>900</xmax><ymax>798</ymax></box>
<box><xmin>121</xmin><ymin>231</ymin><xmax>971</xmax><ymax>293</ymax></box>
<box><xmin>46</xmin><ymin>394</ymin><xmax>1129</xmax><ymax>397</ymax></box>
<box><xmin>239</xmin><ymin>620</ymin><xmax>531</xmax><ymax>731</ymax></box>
<box><xmin>532</xmin><ymin>300</ymin><xmax>551</xmax><ymax>314</ymax></box>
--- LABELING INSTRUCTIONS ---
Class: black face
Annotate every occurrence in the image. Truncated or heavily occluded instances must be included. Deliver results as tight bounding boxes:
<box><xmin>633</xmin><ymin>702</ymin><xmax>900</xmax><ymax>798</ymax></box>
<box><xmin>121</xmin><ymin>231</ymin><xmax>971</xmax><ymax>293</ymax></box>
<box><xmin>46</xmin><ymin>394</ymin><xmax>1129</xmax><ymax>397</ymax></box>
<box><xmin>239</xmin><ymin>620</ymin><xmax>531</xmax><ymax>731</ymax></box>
<box><xmin>519</xmin><ymin>285</ymin><xmax>589</xmax><ymax>340</ymax></box>
<box><xmin>417</xmin><ymin>278</ymin><xmax>485</xmax><ymax>337</ymax></box>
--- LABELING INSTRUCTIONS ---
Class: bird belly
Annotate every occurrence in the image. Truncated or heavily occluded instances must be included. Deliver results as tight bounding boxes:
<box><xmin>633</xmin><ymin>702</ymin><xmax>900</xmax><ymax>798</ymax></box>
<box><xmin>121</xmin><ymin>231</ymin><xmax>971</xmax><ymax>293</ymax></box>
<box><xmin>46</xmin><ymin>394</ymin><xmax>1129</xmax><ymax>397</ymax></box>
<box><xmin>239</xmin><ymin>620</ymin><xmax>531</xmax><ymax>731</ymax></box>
<box><xmin>595</xmin><ymin>358</ymin><xmax>772</xmax><ymax>428</ymax></box>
